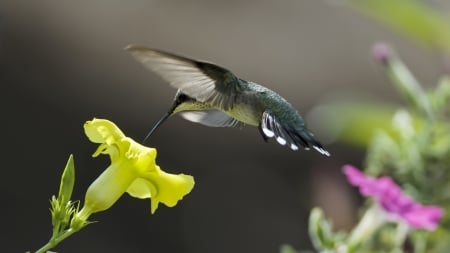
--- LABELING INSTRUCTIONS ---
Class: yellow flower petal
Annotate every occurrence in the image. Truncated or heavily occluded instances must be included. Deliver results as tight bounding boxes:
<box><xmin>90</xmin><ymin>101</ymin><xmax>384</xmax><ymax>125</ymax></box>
<box><xmin>82</xmin><ymin>161</ymin><xmax>136</xmax><ymax>214</ymax></box>
<box><xmin>78</xmin><ymin>118</ymin><xmax>195</xmax><ymax>220</ymax></box>
<box><xmin>84</xmin><ymin>118</ymin><xmax>125</xmax><ymax>145</ymax></box>
<box><xmin>127</xmin><ymin>166</ymin><xmax>195</xmax><ymax>214</ymax></box>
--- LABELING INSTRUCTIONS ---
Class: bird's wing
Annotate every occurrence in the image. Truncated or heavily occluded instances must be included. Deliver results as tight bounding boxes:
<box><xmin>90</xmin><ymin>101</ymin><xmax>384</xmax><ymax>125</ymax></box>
<box><xmin>259</xmin><ymin>111</ymin><xmax>329</xmax><ymax>155</ymax></box>
<box><xmin>126</xmin><ymin>45</ymin><xmax>242</xmax><ymax>110</ymax></box>
<box><xmin>179</xmin><ymin>110</ymin><xmax>240</xmax><ymax>127</ymax></box>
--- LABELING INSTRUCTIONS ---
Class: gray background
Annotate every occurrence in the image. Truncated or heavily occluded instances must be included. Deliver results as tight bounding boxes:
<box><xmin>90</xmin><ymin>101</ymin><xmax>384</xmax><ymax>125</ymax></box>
<box><xmin>1</xmin><ymin>1</ymin><xmax>447</xmax><ymax>252</ymax></box>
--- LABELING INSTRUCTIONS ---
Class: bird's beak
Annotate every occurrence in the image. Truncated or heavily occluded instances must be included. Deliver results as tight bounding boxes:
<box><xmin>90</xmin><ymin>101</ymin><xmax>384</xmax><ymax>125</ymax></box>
<box><xmin>142</xmin><ymin>100</ymin><xmax>179</xmax><ymax>144</ymax></box>
<box><xmin>142</xmin><ymin>112</ymin><xmax>170</xmax><ymax>143</ymax></box>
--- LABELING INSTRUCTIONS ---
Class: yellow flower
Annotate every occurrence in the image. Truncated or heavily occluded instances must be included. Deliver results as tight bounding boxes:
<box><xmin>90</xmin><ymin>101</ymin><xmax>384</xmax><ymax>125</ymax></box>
<box><xmin>76</xmin><ymin>118</ymin><xmax>194</xmax><ymax>222</ymax></box>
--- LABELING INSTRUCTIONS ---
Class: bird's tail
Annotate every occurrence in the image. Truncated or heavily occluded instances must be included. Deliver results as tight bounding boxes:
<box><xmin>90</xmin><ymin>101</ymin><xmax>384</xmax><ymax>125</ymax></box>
<box><xmin>295</xmin><ymin>128</ymin><xmax>330</xmax><ymax>156</ymax></box>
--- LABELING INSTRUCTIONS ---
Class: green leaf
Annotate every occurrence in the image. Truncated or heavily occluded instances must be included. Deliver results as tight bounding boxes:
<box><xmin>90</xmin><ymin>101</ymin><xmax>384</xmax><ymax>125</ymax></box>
<box><xmin>308</xmin><ymin>207</ymin><xmax>338</xmax><ymax>250</ymax></box>
<box><xmin>429</xmin><ymin>77</ymin><xmax>450</xmax><ymax>116</ymax></box>
<box><xmin>57</xmin><ymin>154</ymin><xmax>75</xmax><ymax>206</ymax></box>
<box><xmin>279</xmin><ymin>244</ymin><xmax>298</xmax><ymax>253</ymax></box>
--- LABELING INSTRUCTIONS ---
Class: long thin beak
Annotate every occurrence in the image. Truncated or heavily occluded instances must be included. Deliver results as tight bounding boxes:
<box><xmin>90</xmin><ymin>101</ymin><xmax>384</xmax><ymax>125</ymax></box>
<box><xmin>142</xmin><ymin>112</ymin><xmax>171</xmax><ymax>144</ymax></box>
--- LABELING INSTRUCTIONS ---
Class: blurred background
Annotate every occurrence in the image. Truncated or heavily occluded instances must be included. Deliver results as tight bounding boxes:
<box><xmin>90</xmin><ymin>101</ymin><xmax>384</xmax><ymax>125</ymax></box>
<box><xmin>1</xmin><ymin>0</ymin><xmax>449</xmax><ymax>252</ymax></box>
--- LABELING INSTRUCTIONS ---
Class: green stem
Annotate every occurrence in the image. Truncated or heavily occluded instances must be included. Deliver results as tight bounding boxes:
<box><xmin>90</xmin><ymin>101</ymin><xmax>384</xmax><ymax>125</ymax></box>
<box><xmin>393</xmin><ymin>222</ymin><xmax>410</xmax><ymax>250</ymax></box>
<box><xmin>35</xmin><ymin>228</ymin><xmax>79</xmax><ymax>253</ymax></box>
<box><xmin>347</xmin><ymin>204</ymin><xmax>386</xmax><ymax>252</ymax></box>
<box><xmin>51</xmin><ymin>220</ymin><xmax>61</xmax><ymax>241</ymax></box>
<box><xmin>388</xmin><ymin>57</ymin><xmax>435</xmax><ymax>122</ymax></box>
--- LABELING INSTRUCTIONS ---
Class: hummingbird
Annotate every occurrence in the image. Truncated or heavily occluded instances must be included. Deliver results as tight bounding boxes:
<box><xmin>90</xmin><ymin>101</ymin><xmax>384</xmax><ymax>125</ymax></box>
<box><xmin>126</xmin><ymin>45</ymin><xmax>329</xmax><ymax>156</ymax></box>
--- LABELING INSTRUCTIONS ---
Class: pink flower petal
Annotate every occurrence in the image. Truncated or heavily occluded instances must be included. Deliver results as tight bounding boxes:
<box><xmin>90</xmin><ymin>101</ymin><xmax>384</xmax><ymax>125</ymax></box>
<box><xmin>342</xmin><ymin>165</ymin><xmax>444</xmax><ymax>231</ymax></box>
<box><xmin>342</xmin><ymin>165</ymin><xmax>370</xmax><ymax>187</ymax></box>
<box><xmin>403</xmin><ymin>205</ymin><xmax>444</xmax><ymax>231</ymax></box>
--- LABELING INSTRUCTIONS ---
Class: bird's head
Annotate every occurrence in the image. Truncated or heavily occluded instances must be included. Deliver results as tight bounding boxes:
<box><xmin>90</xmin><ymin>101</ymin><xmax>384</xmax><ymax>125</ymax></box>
<box><xmin>142</xmin><ymin>90</ymin><xmax>200</xmax><ymax>143</ymax></box>
<box><xmin>170</xmin><ymin>91</ymin><xmax>198</xmax><ymax>114</ymax></box>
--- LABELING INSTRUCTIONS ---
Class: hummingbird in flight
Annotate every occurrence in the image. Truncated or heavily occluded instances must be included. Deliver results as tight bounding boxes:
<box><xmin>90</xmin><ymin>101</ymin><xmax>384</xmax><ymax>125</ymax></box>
<box><xmin>126</xmin><ymin>45</ymin><xmax>329</xmax><ymax>156</ymax></box>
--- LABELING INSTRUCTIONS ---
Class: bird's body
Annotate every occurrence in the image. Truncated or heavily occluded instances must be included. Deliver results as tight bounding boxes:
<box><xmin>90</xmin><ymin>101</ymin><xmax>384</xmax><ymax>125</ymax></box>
<box><xmin>225</xmin><ymin>80</ymin><xmax>300</xmax><ymax>127</ymax></box>
<box><xmin>126</xmin><ymin>45</ymin><xmax>329</xmax><ymax>156</ymax></box>
<box><xmin>223</xmin><ymin>81</ymin><xmax>267</xmax><ymax>126</ymax></box>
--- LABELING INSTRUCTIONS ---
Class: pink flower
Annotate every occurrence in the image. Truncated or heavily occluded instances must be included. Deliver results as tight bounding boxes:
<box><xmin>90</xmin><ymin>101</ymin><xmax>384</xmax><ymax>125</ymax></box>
<box><xmin>343</xmin><ymin>165</ymin><xmax>444</xmax><ymax>231</ymax></box>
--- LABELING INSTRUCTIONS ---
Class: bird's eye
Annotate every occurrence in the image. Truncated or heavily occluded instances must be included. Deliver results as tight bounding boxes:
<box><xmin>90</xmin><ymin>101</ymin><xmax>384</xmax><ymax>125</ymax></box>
<box><xmin>177</xmin><ymin>94</ymin><xmax>189</xmax><ymax>103</ymax></box>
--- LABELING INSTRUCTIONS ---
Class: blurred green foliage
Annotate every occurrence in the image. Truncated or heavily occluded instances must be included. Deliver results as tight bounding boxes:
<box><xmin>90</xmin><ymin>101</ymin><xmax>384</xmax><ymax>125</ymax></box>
<box><xmin>347</xmin><ymin>0</ymin><xmax>450</xmax><ymax>53</ymax></box>
<box><xmin>363</xmin><ymin>54</ymin><xmax>450</xmax><ymax>251</ymax></box>
<box><xmin>302</xmin><ymin>1</ymin><xmax>450</xmax><ymax>252</ymax></box>
<box><xmin>306</xmin><ymin>43</ymin><xmax>450</xmax><ymax>252</ymax></box>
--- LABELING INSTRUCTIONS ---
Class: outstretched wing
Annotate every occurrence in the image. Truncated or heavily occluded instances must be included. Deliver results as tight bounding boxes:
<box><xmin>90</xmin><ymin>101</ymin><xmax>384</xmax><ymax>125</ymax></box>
<box><xmin>259</xmin><ymin>111</ymin><xmax>329</xmax><ymax>156</ymax></box>
<box><xmin>179</xmin><ymin>110</ymin><xmax>240</xmax><ymax>127</ymax></box>
<box><xmin>126</xmin><ymin>45</ymin><xmax>243</xmax><ymax>110</ymax></box>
